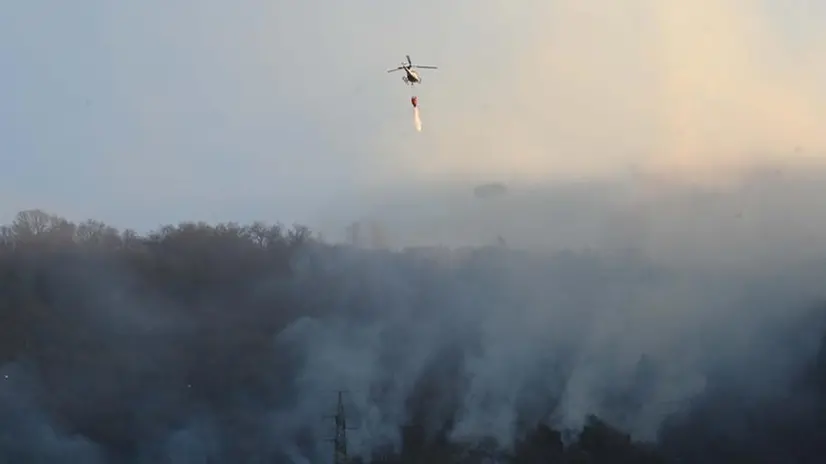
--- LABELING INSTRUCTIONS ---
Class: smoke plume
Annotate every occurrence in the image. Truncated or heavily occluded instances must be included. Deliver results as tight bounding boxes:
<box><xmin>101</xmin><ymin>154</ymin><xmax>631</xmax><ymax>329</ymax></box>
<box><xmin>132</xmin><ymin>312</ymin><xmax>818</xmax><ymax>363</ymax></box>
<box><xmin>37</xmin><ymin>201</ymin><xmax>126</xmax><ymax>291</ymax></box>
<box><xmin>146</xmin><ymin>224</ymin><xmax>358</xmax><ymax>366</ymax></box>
<box><xmin>3</xmin><ymin>1</ymin><xmax>826</xmax><ymax>462</ymax></box>
<box><xmin>3</xmin><ymin>165</ymin><xmax>826</xmax><ymax>462</ymax></box>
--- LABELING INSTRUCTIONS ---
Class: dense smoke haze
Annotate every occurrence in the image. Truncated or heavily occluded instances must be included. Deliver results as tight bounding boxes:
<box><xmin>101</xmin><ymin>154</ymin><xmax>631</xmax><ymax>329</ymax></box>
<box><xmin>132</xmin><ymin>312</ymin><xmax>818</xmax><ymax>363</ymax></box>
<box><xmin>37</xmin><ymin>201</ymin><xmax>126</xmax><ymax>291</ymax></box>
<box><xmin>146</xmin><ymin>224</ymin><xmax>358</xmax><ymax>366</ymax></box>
<box><xmin>3</xmin><ymin>1</ymin><xmax>826</xmax><ymax>462</ymax></box>
<box><xmin>2</xmin><ymin>166</ymin><xmax>826</xmax><ymax>463</ymax></box>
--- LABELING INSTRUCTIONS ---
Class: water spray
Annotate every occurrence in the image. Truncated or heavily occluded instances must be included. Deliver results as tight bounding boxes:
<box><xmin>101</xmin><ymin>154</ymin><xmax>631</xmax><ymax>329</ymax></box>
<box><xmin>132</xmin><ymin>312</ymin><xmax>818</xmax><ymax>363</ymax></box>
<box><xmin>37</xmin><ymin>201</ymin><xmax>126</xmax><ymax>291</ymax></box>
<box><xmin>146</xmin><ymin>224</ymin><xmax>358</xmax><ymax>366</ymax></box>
<box><xmin>411</xmin><ymin>96</ymin><xmax>422</xmax><ymax>132</ymax></box>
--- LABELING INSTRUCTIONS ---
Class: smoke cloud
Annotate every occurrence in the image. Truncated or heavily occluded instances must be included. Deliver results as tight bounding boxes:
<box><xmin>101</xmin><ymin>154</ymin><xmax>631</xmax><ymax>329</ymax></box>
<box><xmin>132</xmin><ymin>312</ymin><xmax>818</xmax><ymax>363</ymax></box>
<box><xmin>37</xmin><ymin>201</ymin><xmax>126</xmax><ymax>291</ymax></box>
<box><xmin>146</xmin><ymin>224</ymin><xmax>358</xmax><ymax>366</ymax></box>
<box><xmin>3</xmin><ymin>1</ymin><xmax>826</xmax><ymax>462</ymax></box>
<box><xmin>365</xmin><ymin>0</ymin><xmax>825</xmax><ymax>185</ymax></box>
<box><xmin>2</xmin><ymin>166</ymin><xmax>826</xmax><ymax>462</ymax></box>
<box><xmin>304</xmin><ymin>165</ymin><xmax>826</xmax><ymax>451</ymax></box>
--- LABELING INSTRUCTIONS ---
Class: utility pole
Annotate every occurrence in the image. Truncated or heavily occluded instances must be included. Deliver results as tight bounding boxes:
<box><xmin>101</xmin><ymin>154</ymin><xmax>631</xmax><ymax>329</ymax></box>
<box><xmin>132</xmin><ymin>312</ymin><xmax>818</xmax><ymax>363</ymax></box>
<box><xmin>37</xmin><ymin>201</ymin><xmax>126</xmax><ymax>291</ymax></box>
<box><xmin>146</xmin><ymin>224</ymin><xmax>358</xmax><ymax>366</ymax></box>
<box><xmin>325</xmin><ymin>390</ymin><xmax>356</xmax><ymax>464</ymax></box>
<box><xmin>333</xmin><ymin>390</ymin><xmax>348</xmax><ymax>464</ymax></box>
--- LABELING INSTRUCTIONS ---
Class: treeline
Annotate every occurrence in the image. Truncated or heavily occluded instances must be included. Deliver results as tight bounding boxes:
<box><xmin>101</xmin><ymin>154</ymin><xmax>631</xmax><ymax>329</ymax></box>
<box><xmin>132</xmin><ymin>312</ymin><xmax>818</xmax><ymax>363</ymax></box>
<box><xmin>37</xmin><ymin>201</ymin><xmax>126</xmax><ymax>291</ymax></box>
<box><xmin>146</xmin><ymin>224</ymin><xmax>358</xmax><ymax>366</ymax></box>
<box><xmin>0</xmin><ymin>209</ymin><xmax>825</xmax><ymax>463</ymax></box>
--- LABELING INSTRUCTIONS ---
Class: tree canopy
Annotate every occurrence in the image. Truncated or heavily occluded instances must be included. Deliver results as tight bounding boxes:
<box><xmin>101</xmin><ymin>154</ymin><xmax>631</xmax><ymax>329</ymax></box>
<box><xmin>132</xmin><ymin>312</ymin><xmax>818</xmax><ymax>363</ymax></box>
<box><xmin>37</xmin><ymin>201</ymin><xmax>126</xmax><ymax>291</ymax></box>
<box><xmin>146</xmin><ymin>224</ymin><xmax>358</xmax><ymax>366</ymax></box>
<box><xmin>0</xmin><ymin>209</ymin><xmax>824</xmax><ymax>463</ymax></box>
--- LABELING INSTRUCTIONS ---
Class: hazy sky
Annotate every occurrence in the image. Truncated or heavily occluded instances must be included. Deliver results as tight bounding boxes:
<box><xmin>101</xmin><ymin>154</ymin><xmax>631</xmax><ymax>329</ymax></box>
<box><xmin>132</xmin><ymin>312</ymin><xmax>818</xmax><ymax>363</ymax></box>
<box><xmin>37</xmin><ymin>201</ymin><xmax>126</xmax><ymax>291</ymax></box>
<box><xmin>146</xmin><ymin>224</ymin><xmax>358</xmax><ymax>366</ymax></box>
<box><xmin>1</xmin><ymin>0</ymin><xmax>824</xmax><ymax>231</ymax></box>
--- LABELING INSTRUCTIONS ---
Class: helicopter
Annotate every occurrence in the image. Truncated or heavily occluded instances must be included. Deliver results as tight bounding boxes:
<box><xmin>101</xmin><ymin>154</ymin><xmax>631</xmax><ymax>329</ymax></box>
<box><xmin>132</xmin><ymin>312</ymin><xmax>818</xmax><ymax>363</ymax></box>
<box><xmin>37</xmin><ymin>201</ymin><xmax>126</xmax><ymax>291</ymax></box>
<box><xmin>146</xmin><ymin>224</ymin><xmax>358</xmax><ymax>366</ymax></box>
<box><xmin>387</xmin><ymin>55</ymin><xmax>438</xmax><ymax>86</ymax></box>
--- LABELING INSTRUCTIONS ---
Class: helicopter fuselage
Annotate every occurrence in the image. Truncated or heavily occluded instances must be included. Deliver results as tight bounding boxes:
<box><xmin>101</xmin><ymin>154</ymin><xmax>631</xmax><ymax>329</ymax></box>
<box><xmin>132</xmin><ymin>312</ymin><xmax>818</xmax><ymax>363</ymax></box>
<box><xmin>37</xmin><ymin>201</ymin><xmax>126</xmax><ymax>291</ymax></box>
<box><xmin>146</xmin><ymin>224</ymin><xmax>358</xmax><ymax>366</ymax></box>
<box><xmin>403</xmin><ymin>68</ymin><xmax>421</xmax><ymax>85</ymax></box>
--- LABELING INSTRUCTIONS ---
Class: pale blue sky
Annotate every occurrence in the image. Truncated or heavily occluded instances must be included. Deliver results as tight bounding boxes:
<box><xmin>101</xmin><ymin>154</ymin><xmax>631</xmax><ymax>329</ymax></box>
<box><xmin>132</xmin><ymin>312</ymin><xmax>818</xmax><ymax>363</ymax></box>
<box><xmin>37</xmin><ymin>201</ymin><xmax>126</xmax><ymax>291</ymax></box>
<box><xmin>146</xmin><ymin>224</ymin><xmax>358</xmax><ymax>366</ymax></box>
<box><xmin>0</xmin><ymin>0</ymin><xmax>497</xmax><ymax>231</ymax></box>
<box><xmin>1</xmin><ymin>1</ymin><xmax>374</xmax><ymax>230</ymax></box>
<box><xmin>1</xmin><ymin>1</ymin><xmax>823</xmax><ymax>232</ymax></box>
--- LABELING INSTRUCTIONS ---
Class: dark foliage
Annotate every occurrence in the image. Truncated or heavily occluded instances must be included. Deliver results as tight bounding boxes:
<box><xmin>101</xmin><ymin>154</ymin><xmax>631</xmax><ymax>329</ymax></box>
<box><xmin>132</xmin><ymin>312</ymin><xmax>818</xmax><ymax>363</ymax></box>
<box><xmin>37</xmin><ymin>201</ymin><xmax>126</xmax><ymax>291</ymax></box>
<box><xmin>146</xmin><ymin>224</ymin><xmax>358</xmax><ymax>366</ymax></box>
<box><xmin>0</xmin><ymin>209</ymin><xmax>824</xmax><ymax>463</ymax></box>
